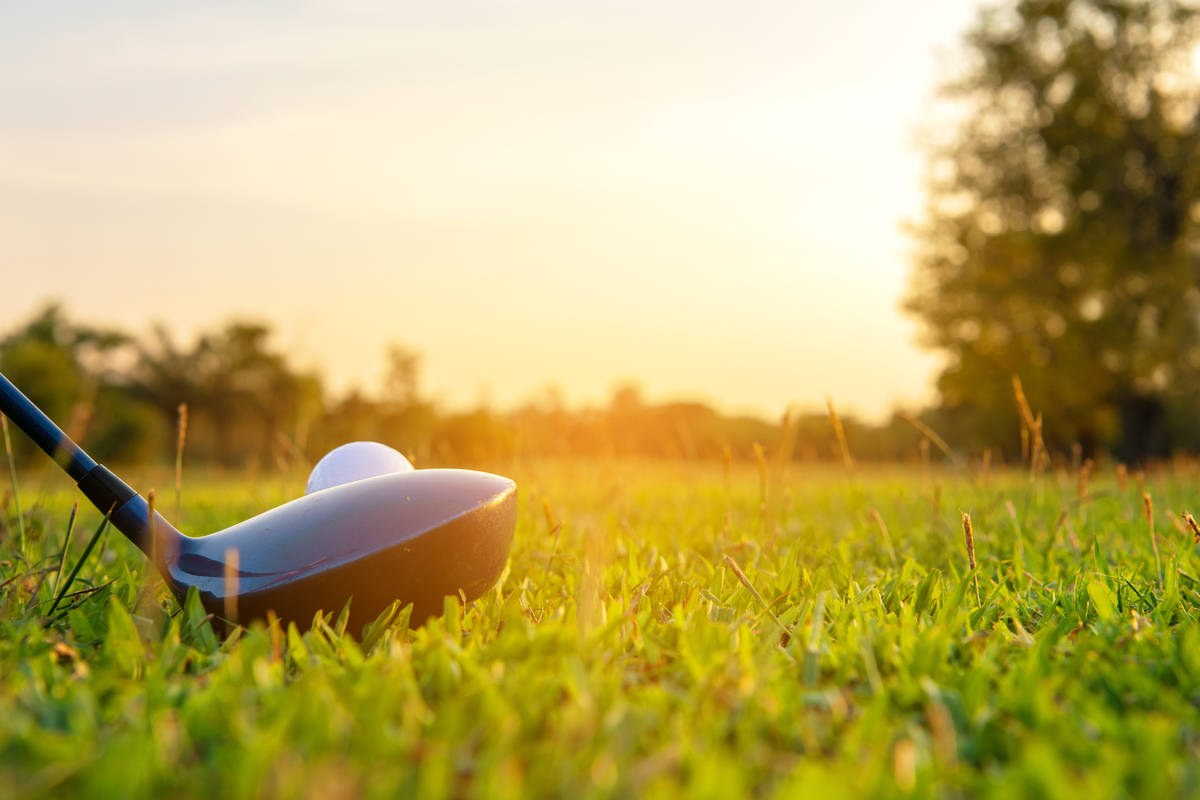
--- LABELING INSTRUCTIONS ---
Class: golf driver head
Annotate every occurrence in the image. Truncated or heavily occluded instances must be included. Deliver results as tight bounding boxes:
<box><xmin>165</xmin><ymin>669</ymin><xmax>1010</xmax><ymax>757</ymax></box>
<box><xmin>1</xmin><ymin>369</ymin><xmax>519</xmax><ymax>633</ymax></box>
<box><xmin>151</xmin><ymin>469</ymin><xmax>517</xmax><ymax>631</ymax></box>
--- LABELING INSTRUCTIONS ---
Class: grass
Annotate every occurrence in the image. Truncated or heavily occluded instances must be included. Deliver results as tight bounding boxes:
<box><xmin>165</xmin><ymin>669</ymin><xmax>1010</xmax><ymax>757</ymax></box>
<box><xmin>4</xmin><ymin>456</ymin><xmax>1200</xmax><ymax>797</ymax></box>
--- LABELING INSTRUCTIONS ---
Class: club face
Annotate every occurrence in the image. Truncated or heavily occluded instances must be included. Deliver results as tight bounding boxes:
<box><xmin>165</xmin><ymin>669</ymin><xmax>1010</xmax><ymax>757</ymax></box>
<box><xmin>161</xmin><ymin>469</ymin><xmax>517</xmax><ymax>631</ymax></box>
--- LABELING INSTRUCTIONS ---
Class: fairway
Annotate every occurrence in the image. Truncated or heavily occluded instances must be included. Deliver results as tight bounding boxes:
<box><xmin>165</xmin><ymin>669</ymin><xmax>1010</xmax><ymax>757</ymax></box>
<box><xmin>4</xmin><ymin>459</ymin><xmax>1200</xmax><ymax>798</ymax></box>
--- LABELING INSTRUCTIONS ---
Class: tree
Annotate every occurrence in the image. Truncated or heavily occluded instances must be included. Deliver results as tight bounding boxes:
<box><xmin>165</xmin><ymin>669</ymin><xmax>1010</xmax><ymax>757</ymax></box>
<box><xmin>382</xmin><ymin>343</ymin><xmax>422</xmax><ymax>409</ymax></box>
<box><xmin>378</xmin><ymin>343</ymin><xmax>435</xmax><ymax>461</ymax></box>
<box><xmin>0</xmin><ymin>303</ymin><xmax>157</xmax><ymax>463</ymax></box>
<box><xmin>906</xmin><ymin>0</ymin><xmax>1200</xmax><ymax>459</ymax></box>
<box><xmin>133</xmin><ymin>321</ymin><xmax>323</xmax><ymax>466</ymax></box>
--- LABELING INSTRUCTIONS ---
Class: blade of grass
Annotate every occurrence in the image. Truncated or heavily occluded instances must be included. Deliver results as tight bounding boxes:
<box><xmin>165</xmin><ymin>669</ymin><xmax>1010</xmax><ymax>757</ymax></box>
<box><xmin>897</xmin><ymin>411</ymin><xmax>962</xmax><ymax>467</ymax></box>
<box><xmin>46</xmin><ymin>505</ymin><xmax>114</xmax><ymax>619</ymax></box>
<box><xmin>723</xmin><ymin>553</ymin><xmax>790</xmax><ymax>638</ymax></box>
<box><xmin>541</xmin><ymin>499</ymin><xmax>563</xmax><ymax>593</ymax></box>
<box><xmin>1</xmin><ymin>413</ymin><xmax>25</xmax><ymax>554</ymax></box>
<box><xmin>87</xmin><ymin>518</ymin><xmax>113</xmax><ymax>583</ymax></box>
<box><xmin>43</xmin><ymin>579</ymin><xmax>117</xmax><ymax>627</ymax></box>
<box><xmin>53</xmin><ymin>502</ymin><xmax>80</xmax><ymax>596</ymax></box>
<box><xmin>803</xmin><ymin>591</ymin><xmax>827</xmax><ymax>686</ymax></box>
<box><xmin>869</xmin><ymin>508</ymin><xmax>898</xmax><ymax>567</ymax></box>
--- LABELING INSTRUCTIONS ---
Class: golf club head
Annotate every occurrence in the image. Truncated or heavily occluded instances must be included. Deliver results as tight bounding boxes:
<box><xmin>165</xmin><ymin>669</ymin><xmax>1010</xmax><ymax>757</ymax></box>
<box><xmin>148</xmin><ymin>469</ymin><xmax>517</xmax><ymax>632</ymax></box>
<box><xmin>1</xmin><ymin>370</ymin><xmax>519</xmax><ymax>633</ymax></box>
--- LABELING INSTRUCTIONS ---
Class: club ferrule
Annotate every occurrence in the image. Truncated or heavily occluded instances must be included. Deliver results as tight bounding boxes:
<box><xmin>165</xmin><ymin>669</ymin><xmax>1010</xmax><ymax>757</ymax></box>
<box><xmin>76</xmin><ymin>464</ymin><xmax>138</xmax><ymax>518</ymax></box>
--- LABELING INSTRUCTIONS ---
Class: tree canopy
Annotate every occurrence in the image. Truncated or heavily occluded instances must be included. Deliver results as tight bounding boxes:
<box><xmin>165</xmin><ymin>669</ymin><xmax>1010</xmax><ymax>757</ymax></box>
<box><xmin>907</xmin><ymin>0</ymin><xmax>1200</xmax><ymax>459</ymax></box>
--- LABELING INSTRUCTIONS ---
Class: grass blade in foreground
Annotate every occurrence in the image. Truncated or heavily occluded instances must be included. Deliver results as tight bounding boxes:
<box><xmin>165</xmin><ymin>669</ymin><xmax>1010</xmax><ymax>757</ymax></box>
<box><xmin>1</xmin><ymin>414</ymin><xmax>24</xmax><ymax>554</ymax></box>
<box><xmin>44</xmin><ymin>505</ymin><xmax>113</xmax><ymax>620</ymax></box>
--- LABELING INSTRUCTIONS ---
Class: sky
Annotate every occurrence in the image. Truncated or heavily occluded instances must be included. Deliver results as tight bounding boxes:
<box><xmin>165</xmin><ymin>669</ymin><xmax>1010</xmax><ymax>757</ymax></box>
<box><xmin>0</xmin><ymin>1</ymin><xmax>980</xmax><ymax>421</ymax></box>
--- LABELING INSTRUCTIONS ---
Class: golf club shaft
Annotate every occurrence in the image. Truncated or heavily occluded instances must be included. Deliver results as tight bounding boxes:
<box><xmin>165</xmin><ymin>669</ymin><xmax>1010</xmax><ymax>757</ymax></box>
<box><xmin>0</xmin><ymin>369</ymin><xmax>96</xmax><ymax>481</ymax></box>
<box><xmin>0</xmin><ymin>369</ymin><xmax>151</xmax><ymax>549</ymax></box>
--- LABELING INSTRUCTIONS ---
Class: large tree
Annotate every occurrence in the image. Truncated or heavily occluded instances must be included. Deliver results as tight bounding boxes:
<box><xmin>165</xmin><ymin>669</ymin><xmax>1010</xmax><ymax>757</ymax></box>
<box><xmin>907</xmin><ymin>0</ymin><xmax>1200</xmax><ymax>459</ymax></box>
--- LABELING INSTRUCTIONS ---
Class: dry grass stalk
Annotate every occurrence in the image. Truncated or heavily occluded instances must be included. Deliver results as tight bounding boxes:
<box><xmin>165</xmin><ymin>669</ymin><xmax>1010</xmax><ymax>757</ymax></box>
<box><xmin>1183</xmin><ymin>511</ymin><xmax>1200</xmax><ymax>544</ymax></box>
<box><xmin>147</xmin><ymin>489</ymin><xmax>157</xmax><ymax>568</ymax></box>
<box><xmin>64</xmin><ymin>381</ymin><xmax>96</xmax><ymax>446</ymax></box>
<box><xmin>1012</xmin><ymin>376</ymin><xmax>1047</xmax><ymax>473</ymax></box>
<box><xmin>962</xmin><ymin>512</ymin><xmax>981</xmax><ymax>604</ymax></box>
<box><xmin>1144</xmin><ymin>493</ymin><xmax>1163</xmax><ymax>588</ymax></box>
<box><xmin>1012</xmin><ymin>375</ymin><xmax>1036</xmax><ymax>432</ymax></box>
<box><xmin>897</xmin><ymin>411</ymin><xmax>955</xmax><ymax>462</ymax></box>
<box><xmin>753</xmin><ymin>442</ymin><xmax>767</xmax><ymax>491</ymax></box>
<box><xmin>1031</xmin><ymin>412</ymin><xmax>1046</xmax><ymax>473</ymax></box>
<box><xmin>962</xmin><ymin>512</ymin><xmax>977</xmax><ymax>571</ymax></box>
<box><xmin>266</xmin><ymin>609</ymin><xmax>283</xmax><ymax>662</ymax></box>
<box><xmin>826</xmin><ymin>397</ymin><xmax>854</xmax><ymax>469</ymax></box>
<box><xmin>1116</xmin><ymin>463</ymin><xmax>1128</xmax><ymax>492</ymax></box>
<box><xmin>723</xmin><ymin>553</ymin><xmax>789</xmax><ymax>636</ymax></box>
<box><xmin>175</xmin><ymin>403</ymin><xmax>188</xmax><ymax>523</ymax></box>
<box><xmin>1078</xmin><ymin>459</ymin><xmax>1093</xmax><ymax>501</ymax></box>
<box><xmin>223</xmin><ymin>547</ymin><xmax>239</xmax><ymax>625</ymax></box>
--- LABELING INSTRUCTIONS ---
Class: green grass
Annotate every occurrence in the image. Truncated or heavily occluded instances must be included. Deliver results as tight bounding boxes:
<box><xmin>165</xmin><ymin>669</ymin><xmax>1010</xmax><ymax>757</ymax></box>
<box><xmin>4</xmin><ymin>458</ymin><xmax>1200</xmax><ymax>798</ymax></box>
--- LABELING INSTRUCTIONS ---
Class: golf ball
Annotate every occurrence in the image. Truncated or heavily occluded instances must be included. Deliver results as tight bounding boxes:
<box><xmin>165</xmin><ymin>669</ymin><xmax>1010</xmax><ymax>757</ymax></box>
<box><xmin>306</xmin><ymin>441</ymin><xmax>414</xmax><ymax>494</ymax></box>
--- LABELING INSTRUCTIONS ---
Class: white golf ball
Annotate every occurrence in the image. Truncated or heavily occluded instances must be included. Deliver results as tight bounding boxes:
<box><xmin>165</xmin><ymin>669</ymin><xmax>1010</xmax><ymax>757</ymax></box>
<box><xmin>306</xmin><ymin>441</ymin><xmax>414</xmax><ymax>494</ymax></box>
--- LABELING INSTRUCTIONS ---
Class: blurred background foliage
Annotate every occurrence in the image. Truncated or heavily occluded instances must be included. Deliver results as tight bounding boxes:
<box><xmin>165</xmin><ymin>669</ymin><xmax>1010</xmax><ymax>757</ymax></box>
<box><xmin>9</xmin><ymin>0</ymin><xmax>1200</xmax><ymax>468</ymax></box>
<box><xmin>0</xmin><ymin>302</ymin><xmax>925</xmax><ymax>469</ymax></box>
<box><xmin>907</xmin><ymin>0</ymin><xmax>1200</xmax><ymax>462</ymax></box>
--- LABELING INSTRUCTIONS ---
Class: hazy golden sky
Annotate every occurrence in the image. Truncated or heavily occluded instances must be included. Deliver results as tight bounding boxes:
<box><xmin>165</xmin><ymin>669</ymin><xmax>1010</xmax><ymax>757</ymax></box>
<box><xmin>1</xmin><ymin>1</ymin><xmax>978</xmax><ymax>420</ymax></box>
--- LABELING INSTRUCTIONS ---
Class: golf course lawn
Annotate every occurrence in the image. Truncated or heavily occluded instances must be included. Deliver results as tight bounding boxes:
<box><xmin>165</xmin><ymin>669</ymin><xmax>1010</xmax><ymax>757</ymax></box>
<box><xmin>4</xmin><ymin>458</ymin><xmax>1200</xmax><ymax>798</ymax></box>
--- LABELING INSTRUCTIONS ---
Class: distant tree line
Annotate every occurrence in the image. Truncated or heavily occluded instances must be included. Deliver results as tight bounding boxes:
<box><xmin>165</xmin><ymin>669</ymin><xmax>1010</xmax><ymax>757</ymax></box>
<box><xmin>0</xmin><ymin>303</ymin><xmax>945</xmax><ymax>469</ymax></box>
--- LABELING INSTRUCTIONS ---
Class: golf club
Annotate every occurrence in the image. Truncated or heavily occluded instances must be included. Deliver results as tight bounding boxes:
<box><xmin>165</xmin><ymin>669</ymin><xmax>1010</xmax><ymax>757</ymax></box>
<box><xmin>0</xmin><ymin>370</ymin><xmax>517</xmax><ymax>631</ymax></box>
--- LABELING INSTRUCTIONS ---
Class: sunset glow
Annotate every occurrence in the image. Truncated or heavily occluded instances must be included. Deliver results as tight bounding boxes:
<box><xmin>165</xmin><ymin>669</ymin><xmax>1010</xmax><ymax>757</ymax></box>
<box><xmin>1</xmin><ymin>1</ymin><xmax>977</xmax><ymax>419</ymax></box>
